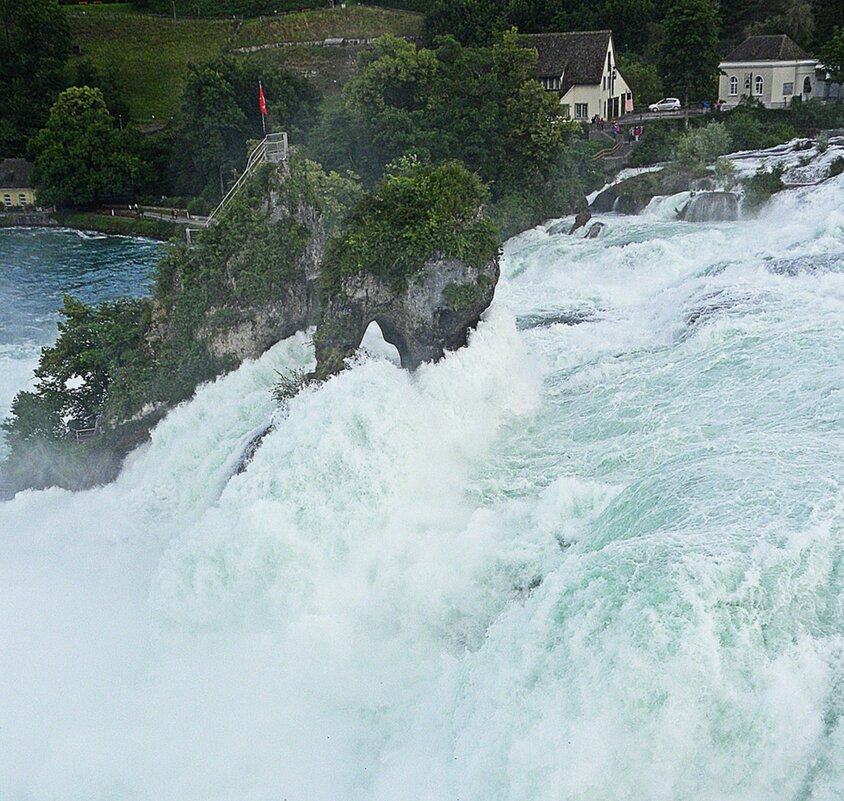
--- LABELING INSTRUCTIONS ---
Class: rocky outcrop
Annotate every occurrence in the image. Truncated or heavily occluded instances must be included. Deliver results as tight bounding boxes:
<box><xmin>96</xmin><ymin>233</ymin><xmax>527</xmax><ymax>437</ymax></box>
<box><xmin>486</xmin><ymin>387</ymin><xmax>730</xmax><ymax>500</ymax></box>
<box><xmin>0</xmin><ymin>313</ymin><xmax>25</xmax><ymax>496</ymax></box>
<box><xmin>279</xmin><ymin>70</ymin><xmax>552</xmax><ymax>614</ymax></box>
<box><xmin>314</xmin><ymin>253</ymin><xmax>499</xmax><ymax>378</ymax></box>
<box><xmin>591</xmin><ymin>168</ymin><xmax>693</xmax><ymax>215</ymax></box>
<box><xmin>585</xmin><ymin>222</ymin><xmax>605</xmax><ymax>238</ymax></box>
<box><xmin>197</xmin><ymin>164</ymin><xmax>326</xmax><ymax>363</ymax></box>
<box><xmin>569</xmin><ymin>208</ymin><xmax>592</xmax><ymax>235</ymax></box>
<box><xmin>679</xmin><ymin>191</ymin><xmax>739</xmax><ymax>223</ymax></box>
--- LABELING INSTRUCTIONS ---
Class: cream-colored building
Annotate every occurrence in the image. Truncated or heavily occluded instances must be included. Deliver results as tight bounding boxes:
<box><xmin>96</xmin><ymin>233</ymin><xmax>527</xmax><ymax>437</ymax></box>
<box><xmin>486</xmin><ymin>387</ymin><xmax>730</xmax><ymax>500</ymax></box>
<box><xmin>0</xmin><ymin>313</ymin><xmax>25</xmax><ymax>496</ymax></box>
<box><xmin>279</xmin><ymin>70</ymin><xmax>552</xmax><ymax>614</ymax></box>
<box><xmin>719</xmin><ymin>35</ymin><xmax>818</xmax><ymax>110</ymax></box>
<box><xmin>523</xmin><ymin>30</ymin><xmax>633</xmax><ymax>121</ymax></box>
<box><xmin>0</xmin><ymin>159</ymin><xmax>36</xmax><ymax>208</ymax></box>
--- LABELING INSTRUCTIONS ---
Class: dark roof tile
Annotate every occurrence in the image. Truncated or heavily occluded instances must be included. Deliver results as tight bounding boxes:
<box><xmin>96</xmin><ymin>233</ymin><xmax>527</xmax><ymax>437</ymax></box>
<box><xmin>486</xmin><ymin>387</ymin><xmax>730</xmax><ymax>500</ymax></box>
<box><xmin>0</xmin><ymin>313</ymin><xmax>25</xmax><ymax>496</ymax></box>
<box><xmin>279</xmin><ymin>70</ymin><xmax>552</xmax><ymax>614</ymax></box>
<box><xmin>724</xmin><ymin>35</ymin><xmax>810</xmax><ymax>62</ymax></box>
<box><xmin>0</xmin><ymin>159</ymin><xmax>33</xmax><ymax>189</ymax></box>
<box><xmin>521</xmin><ymin>31</ymin><xmax>611</xmax><ymax>86</ymax></box>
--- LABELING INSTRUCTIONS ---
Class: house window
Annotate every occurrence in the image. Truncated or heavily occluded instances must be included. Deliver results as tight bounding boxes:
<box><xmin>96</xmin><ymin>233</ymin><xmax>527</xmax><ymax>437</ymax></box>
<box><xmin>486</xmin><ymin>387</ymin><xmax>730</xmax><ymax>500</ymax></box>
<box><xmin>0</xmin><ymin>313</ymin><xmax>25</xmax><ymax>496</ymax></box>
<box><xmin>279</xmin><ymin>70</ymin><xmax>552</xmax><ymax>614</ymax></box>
<box><xmin>803</xmin><ymin>76</ymin><xmax>812</xmax><ymax>94</ymax></box>
<box><xmin>19</xmin><ymin>194</ymin><xmax>26</xmax><ymax>205</ymax></box>
<box><xmin>755</xmin><ymin>75</ymin><xmax>764</xmax><ymax>95</ymax></box>
<box><xmin>3</xmin><ymin>194</ymin><xmax>10</xmax><ymax>206</ymax></box>
<box><xmin>783</xmin><ymin>82</ymin><xmax>794</xmax><ymax>96</ymax></box>
<box><xmin>575</xmin><ymin>103</ymin><xmax>589</xmax><ymax>119</ymax></box>
<box><xmin>561</xmin><ymin>104</ymin><xmax>571</xmax><ymax>119</ymax></box>
<box><xmin>729</xmin><ymin>76</ymin><xmax>738</xmax><ymax>96</ymax></box>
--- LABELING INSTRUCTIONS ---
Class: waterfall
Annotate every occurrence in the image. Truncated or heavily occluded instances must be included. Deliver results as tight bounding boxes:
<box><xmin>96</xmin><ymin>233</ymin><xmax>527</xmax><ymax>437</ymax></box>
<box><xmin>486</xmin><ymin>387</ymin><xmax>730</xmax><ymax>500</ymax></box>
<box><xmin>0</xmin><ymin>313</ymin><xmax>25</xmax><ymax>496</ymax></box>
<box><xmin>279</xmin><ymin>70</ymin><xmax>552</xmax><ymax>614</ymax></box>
<box><xmin>2</xmin><ymin>173</ymin><xmax>844</xmax><ymax>801</ymax></box>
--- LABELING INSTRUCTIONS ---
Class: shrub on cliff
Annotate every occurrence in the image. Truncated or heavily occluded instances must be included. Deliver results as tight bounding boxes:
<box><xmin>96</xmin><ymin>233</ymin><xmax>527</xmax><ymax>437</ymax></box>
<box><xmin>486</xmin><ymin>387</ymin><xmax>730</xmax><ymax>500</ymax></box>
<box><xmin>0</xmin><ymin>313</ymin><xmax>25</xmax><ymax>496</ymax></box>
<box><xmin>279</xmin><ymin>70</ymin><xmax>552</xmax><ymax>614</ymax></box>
<box><xmin>743</xmin><ymin>164</ymin><xmax>785</xmax><ymax>210</ymax></box>
<box><xmin>322</xmin><ymin>159</ymin><xmax>499</xmax><ymax>295</ymax></box>
<box><xmin>676</xmin><ymin>123</ymin><xmax>733</xmax><ymax>169</ymax></box>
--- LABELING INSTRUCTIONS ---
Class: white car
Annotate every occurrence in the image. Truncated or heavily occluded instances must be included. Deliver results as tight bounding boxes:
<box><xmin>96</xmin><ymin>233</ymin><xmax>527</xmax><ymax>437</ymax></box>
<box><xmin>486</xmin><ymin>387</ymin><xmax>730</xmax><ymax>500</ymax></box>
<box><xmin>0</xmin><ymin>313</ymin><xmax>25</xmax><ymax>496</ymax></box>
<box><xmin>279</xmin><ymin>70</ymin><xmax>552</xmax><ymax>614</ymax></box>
<box><xmin>649</xmin><ymin>97</ymin><xmax>682</xmax><ymax>112</ymax></box>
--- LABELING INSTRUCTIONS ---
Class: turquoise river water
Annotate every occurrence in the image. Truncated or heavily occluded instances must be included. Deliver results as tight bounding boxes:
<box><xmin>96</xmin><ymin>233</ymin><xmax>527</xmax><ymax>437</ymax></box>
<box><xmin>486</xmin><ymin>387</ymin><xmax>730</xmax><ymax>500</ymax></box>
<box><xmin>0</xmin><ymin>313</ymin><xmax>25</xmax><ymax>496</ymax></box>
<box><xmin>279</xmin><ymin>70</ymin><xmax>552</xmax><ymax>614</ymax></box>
<box><xmin>0</xmin><ymin>170</ymin><xmax>843</xmax><ymax>800</ymax></box>
<box><xmin>0</xmin><ymin>227</ymin><xmax>161</xmax><ymax>454</ymax></box>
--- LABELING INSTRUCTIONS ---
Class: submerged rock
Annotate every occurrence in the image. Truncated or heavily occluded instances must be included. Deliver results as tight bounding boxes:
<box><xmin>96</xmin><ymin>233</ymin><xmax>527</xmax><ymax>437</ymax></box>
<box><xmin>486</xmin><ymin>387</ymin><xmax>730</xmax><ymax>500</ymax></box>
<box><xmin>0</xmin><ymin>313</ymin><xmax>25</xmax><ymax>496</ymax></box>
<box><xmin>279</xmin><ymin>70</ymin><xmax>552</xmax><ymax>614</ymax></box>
<box><xmin>517</xmin><ymin>307</ymin><xmax>597</xmax><ymax>329</ymax></box>
<box><xmin>545</xmin><ymin>219</ymin><xmax>570</xmax><ymax>235</ymax></box>
<box><xmin>585</xmin><ymin>221</ymin><xmax>606</xmax><ymax>238</ymax></box>
<box><xmin>679</xmin><ymin>191</ymin><xmax>739</xmax><ymax>223</ymax></box>
<box><xmin>315</xmin><ymin>253</ymin><xmax>499</xmax><ymax>378</ymax></box>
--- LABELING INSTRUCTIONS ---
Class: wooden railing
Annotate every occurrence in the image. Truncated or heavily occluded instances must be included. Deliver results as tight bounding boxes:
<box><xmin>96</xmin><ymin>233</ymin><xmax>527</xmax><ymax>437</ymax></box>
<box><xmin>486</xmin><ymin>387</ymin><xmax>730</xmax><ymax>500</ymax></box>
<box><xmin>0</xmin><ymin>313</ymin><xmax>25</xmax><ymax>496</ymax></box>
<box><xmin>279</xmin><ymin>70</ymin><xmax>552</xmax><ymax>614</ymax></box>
<box><xmin>591</xmin><ymin>141</ymin><xmax>624</xmax><ymax>161</ymax></box>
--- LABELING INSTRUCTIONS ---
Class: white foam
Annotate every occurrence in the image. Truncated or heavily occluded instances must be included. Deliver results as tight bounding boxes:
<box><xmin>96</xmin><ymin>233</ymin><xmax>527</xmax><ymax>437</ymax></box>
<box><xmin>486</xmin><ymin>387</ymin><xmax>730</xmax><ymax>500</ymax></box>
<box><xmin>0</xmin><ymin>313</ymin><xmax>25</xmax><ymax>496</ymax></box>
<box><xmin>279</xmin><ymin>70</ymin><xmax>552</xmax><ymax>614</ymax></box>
<box><xmin>2</xmin><ymin>175</ymin><xmax>844</xmax><ymax>800</ymax></box>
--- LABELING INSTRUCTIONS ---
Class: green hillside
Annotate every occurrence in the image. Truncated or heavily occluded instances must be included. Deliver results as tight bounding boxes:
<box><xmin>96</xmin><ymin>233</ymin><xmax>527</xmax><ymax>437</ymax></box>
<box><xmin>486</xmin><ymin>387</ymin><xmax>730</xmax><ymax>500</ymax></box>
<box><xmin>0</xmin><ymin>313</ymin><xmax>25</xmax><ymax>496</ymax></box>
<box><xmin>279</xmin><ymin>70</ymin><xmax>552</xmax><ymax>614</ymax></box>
<box><xmin>66</xmin><ymin>6</ymin><xmax>235</xmax><ymax>121</ymax></box>
<box><xmin>64</xmin><ymin>4</ymin><xmax>423</xmax><ymax>121</ymax></box>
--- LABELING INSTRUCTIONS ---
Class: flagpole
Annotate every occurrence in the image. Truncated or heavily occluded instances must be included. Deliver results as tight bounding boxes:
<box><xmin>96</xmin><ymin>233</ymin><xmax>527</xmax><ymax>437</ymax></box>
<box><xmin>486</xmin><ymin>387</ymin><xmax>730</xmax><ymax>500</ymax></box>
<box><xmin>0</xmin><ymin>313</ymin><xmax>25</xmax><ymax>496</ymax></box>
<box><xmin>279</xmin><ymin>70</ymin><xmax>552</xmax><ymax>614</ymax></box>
<box><xmin>259</xmin><ymin>80</ymin><xmax>267</xmax><ymax>135</ymax></box>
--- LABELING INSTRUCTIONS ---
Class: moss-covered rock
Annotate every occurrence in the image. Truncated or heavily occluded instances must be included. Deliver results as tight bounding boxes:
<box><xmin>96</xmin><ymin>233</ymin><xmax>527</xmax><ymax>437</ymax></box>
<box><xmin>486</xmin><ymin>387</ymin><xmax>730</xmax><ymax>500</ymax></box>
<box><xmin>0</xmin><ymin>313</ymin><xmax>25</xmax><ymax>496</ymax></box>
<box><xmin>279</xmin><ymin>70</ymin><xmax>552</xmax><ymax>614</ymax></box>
<box><xmin>591</xmin><ymin>167</ymin><xmax>696</xmax><ymax>215</ymax></box>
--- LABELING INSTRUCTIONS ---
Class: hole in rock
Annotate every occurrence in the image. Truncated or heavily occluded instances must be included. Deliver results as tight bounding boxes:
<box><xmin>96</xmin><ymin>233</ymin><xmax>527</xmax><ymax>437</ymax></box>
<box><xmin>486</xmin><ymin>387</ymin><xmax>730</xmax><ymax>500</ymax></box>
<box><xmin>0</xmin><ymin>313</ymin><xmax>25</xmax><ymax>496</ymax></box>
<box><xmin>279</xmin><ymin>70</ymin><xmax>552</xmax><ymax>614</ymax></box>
<box><xmin>359</xmin><ymin>320</ymin><xmax>401</xmax><ymax>365</ymax></box>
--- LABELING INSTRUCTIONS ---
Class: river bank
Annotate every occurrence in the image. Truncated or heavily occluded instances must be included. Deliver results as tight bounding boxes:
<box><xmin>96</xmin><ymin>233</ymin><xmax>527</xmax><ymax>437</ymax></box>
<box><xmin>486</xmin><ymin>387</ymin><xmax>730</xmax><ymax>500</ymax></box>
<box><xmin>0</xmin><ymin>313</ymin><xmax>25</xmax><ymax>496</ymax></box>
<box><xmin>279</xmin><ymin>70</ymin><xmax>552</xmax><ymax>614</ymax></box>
<box><xmin>55</xmin><ymin>211</ymin><xmax>179</xmax><ymax>240</ymax></box>
<box><xmin>0</xmin><ymin>210</ymin><xmax>179</xmax><ymax>240</ymax></box>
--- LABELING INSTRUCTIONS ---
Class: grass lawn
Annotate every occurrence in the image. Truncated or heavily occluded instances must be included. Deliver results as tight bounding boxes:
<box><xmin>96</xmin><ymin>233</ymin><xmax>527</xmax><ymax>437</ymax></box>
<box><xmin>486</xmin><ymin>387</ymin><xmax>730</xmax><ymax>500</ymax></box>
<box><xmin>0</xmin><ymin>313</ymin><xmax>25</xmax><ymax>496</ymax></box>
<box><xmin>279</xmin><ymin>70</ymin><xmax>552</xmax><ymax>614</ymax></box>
<box><xmin>63</xmin><ymin>5</ymin><xmax>421</xmax><ymax>121</ymax></box>
<box><xmin>233</xmin><ymin>6</ymin><xmax>423</xmax><ymax>48</ymax></box>
<box><xmin>66</xmin><ymin>7</ymin><xmax>235</xmax><ymax>121</ymax></box>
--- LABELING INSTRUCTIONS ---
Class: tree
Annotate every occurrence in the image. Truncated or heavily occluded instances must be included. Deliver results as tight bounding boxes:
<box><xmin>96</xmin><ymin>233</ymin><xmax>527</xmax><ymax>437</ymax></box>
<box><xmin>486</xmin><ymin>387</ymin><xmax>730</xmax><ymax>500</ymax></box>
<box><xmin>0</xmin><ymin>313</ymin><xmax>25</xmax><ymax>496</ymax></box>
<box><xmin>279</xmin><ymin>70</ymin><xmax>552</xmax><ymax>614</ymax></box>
<box><xmin>3</xmin><ymin>295</ymin><xmax>152</xmax><ymax>442</ymax></box>
<box><xmin>660</xmin><ymin>0</ymin><xmax>721</xmax><ymax>122</ymax></box>
<box><xmin>0</xmin><ymin>0</ymin><xmax>71</xmax><ymax>155</ymax></box>
<box><xmin>675</xmin><ymin>122</ymin><xmax>732</xmax><ymax>167</ymax></box>
<box><xmin>424</xmin><ymin>0</ymin><xmax>510</xmax><ymax>46</ymax></box>
<box><xmin>819</xmin><ymin>26</ymin><xmax>844</xmax><ymax>86</ymax></box>
<box><xmin>171</xmin><ymin>58</ymin><xmax>317</xmax><ymax>199</ymax></box>
<box><xmin>332</xmin><ymin>31</ymin><xmax>570</xmax><ymax>189</ymax></box>
<box><xmin>617</xmin><ymin>55</ymin><xmax>664</xmax><ymax>107</ymax></box>
<box><xmin>31</xmin><ymin>86</ymin><xmax>140</xmax><ymax>207</ymax></box>
<box><xmin>744</xmin><ymin>0</ymin><xmax>815</xmax><ymax>48</ymax></box>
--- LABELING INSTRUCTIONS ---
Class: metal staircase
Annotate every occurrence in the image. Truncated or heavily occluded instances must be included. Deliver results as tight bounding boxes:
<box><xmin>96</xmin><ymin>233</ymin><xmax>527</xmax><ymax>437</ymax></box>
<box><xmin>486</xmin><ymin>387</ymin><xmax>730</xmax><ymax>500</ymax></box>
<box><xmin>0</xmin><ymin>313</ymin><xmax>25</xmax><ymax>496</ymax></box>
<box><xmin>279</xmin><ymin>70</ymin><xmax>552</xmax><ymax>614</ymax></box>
<box><xmin>188</xmin><ymin>132</ymin><xmax>289</xmax><ymax>240</ymax></box>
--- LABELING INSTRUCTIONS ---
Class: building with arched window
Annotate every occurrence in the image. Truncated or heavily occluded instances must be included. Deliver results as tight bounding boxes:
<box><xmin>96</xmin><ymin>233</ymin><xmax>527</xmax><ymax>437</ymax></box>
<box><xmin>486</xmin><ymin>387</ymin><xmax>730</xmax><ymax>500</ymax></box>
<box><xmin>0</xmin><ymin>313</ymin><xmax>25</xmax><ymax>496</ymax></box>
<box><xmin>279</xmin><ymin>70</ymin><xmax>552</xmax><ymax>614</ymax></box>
<box><xmin>718</xmin><ymin>35</ymin><xmax>818</xmax><ymax>109</ymax></box>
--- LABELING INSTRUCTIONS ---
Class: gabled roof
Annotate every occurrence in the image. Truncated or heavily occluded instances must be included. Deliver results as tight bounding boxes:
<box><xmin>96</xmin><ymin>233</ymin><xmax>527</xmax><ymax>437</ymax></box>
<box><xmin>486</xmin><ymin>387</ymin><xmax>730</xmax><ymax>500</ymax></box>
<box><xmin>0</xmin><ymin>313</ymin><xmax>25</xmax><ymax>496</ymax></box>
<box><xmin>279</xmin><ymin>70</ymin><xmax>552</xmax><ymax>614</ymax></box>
<box><xmin>724</xmin><ymin>35</ymin><xmax>810</xmax><ymax>62</ymax></box>
<box><xmin>0</xmin><ymin>158</ymin><xmax>33</xmax><ymax>189</ymax></box>
<box><xmin>522</xmin><ymin>31</ymin><xmax>612</xmax><ymax>89</ymax></box>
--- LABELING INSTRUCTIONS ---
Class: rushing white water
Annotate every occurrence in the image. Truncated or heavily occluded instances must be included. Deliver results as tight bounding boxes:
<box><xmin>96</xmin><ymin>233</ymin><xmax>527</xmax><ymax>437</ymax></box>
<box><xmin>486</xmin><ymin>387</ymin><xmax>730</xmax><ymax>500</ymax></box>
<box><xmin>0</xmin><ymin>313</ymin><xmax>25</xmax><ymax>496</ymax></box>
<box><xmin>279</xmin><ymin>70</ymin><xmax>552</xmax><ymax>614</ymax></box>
<box><xmin>1</xmin><ymin>172</ymin><xmax>844</xmax><ymax>800</ymax></box>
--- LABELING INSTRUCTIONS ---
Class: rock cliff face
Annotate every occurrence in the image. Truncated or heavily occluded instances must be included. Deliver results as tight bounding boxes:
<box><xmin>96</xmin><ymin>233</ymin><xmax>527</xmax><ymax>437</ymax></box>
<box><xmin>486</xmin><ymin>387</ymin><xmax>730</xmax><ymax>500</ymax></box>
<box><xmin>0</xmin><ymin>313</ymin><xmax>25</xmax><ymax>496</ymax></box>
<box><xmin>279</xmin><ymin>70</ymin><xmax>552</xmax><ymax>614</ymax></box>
<box><xmin>679</xmin><ymin>191</ymin><xmax>740</xmax><ymax>223</ymax></box>
<box><xmin>315</xmin><ymin>253</ymin><xmax>499</xmax><ymax>378</ymax></box>
<box><xmin>591</xmin><ymin>168</ymin><xmax>693</xmax><ymax>215</ymax></box>
<box><xmin>198</xmin><ymin>164</ymin><xmax>327</xmax><ymax>363</ymax></box>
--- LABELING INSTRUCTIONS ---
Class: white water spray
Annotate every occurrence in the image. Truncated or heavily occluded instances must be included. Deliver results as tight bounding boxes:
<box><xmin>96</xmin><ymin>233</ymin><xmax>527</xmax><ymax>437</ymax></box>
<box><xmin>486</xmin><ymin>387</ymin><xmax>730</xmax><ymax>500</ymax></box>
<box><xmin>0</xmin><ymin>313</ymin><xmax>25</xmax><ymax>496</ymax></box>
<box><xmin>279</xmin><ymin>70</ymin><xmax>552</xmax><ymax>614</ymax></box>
<box><xmin>1</xmin><ymin>169</ymin><xmax>843</xmax><ymax>801</ymax></box>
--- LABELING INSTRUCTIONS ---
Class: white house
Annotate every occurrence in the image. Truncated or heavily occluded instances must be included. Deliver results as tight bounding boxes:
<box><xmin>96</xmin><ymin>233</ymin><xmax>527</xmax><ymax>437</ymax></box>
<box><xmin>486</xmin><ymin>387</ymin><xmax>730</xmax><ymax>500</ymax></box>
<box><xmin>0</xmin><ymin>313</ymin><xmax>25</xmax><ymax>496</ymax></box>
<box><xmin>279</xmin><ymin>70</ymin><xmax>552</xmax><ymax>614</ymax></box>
<box><xmin>718</xmin><ymin>35</ymin><xmax>818</xmax><ymax>109</ymax></box>
<box><xmin>522</xmin><ymin>30</ymin><xmax>633</xmax><ymax>121</ymax></box>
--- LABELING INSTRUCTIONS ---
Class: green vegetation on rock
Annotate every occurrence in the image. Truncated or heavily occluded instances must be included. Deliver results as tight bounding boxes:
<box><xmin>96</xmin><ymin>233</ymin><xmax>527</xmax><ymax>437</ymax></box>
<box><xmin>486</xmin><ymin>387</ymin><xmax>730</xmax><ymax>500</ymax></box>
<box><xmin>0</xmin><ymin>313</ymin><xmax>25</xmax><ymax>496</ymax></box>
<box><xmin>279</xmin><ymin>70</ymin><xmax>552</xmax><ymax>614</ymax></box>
<box><xmin>308</xmin><ymin>30</ymin><xmax>599</xmax><ymax>235</ymax></box>
<box><xmin>3</xmin><ymin>295</ymin><xmax>152</xmax><ymax>444</ymax></box>
<box><xmin>322</xmin><ymin>159</ymin><xmax>499</xmax><ymax>295</ymax></box>
<box><xmin>743</xmin><ymin>164</ymin><xmax>786</xmax><ymax>210</ymax></box>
